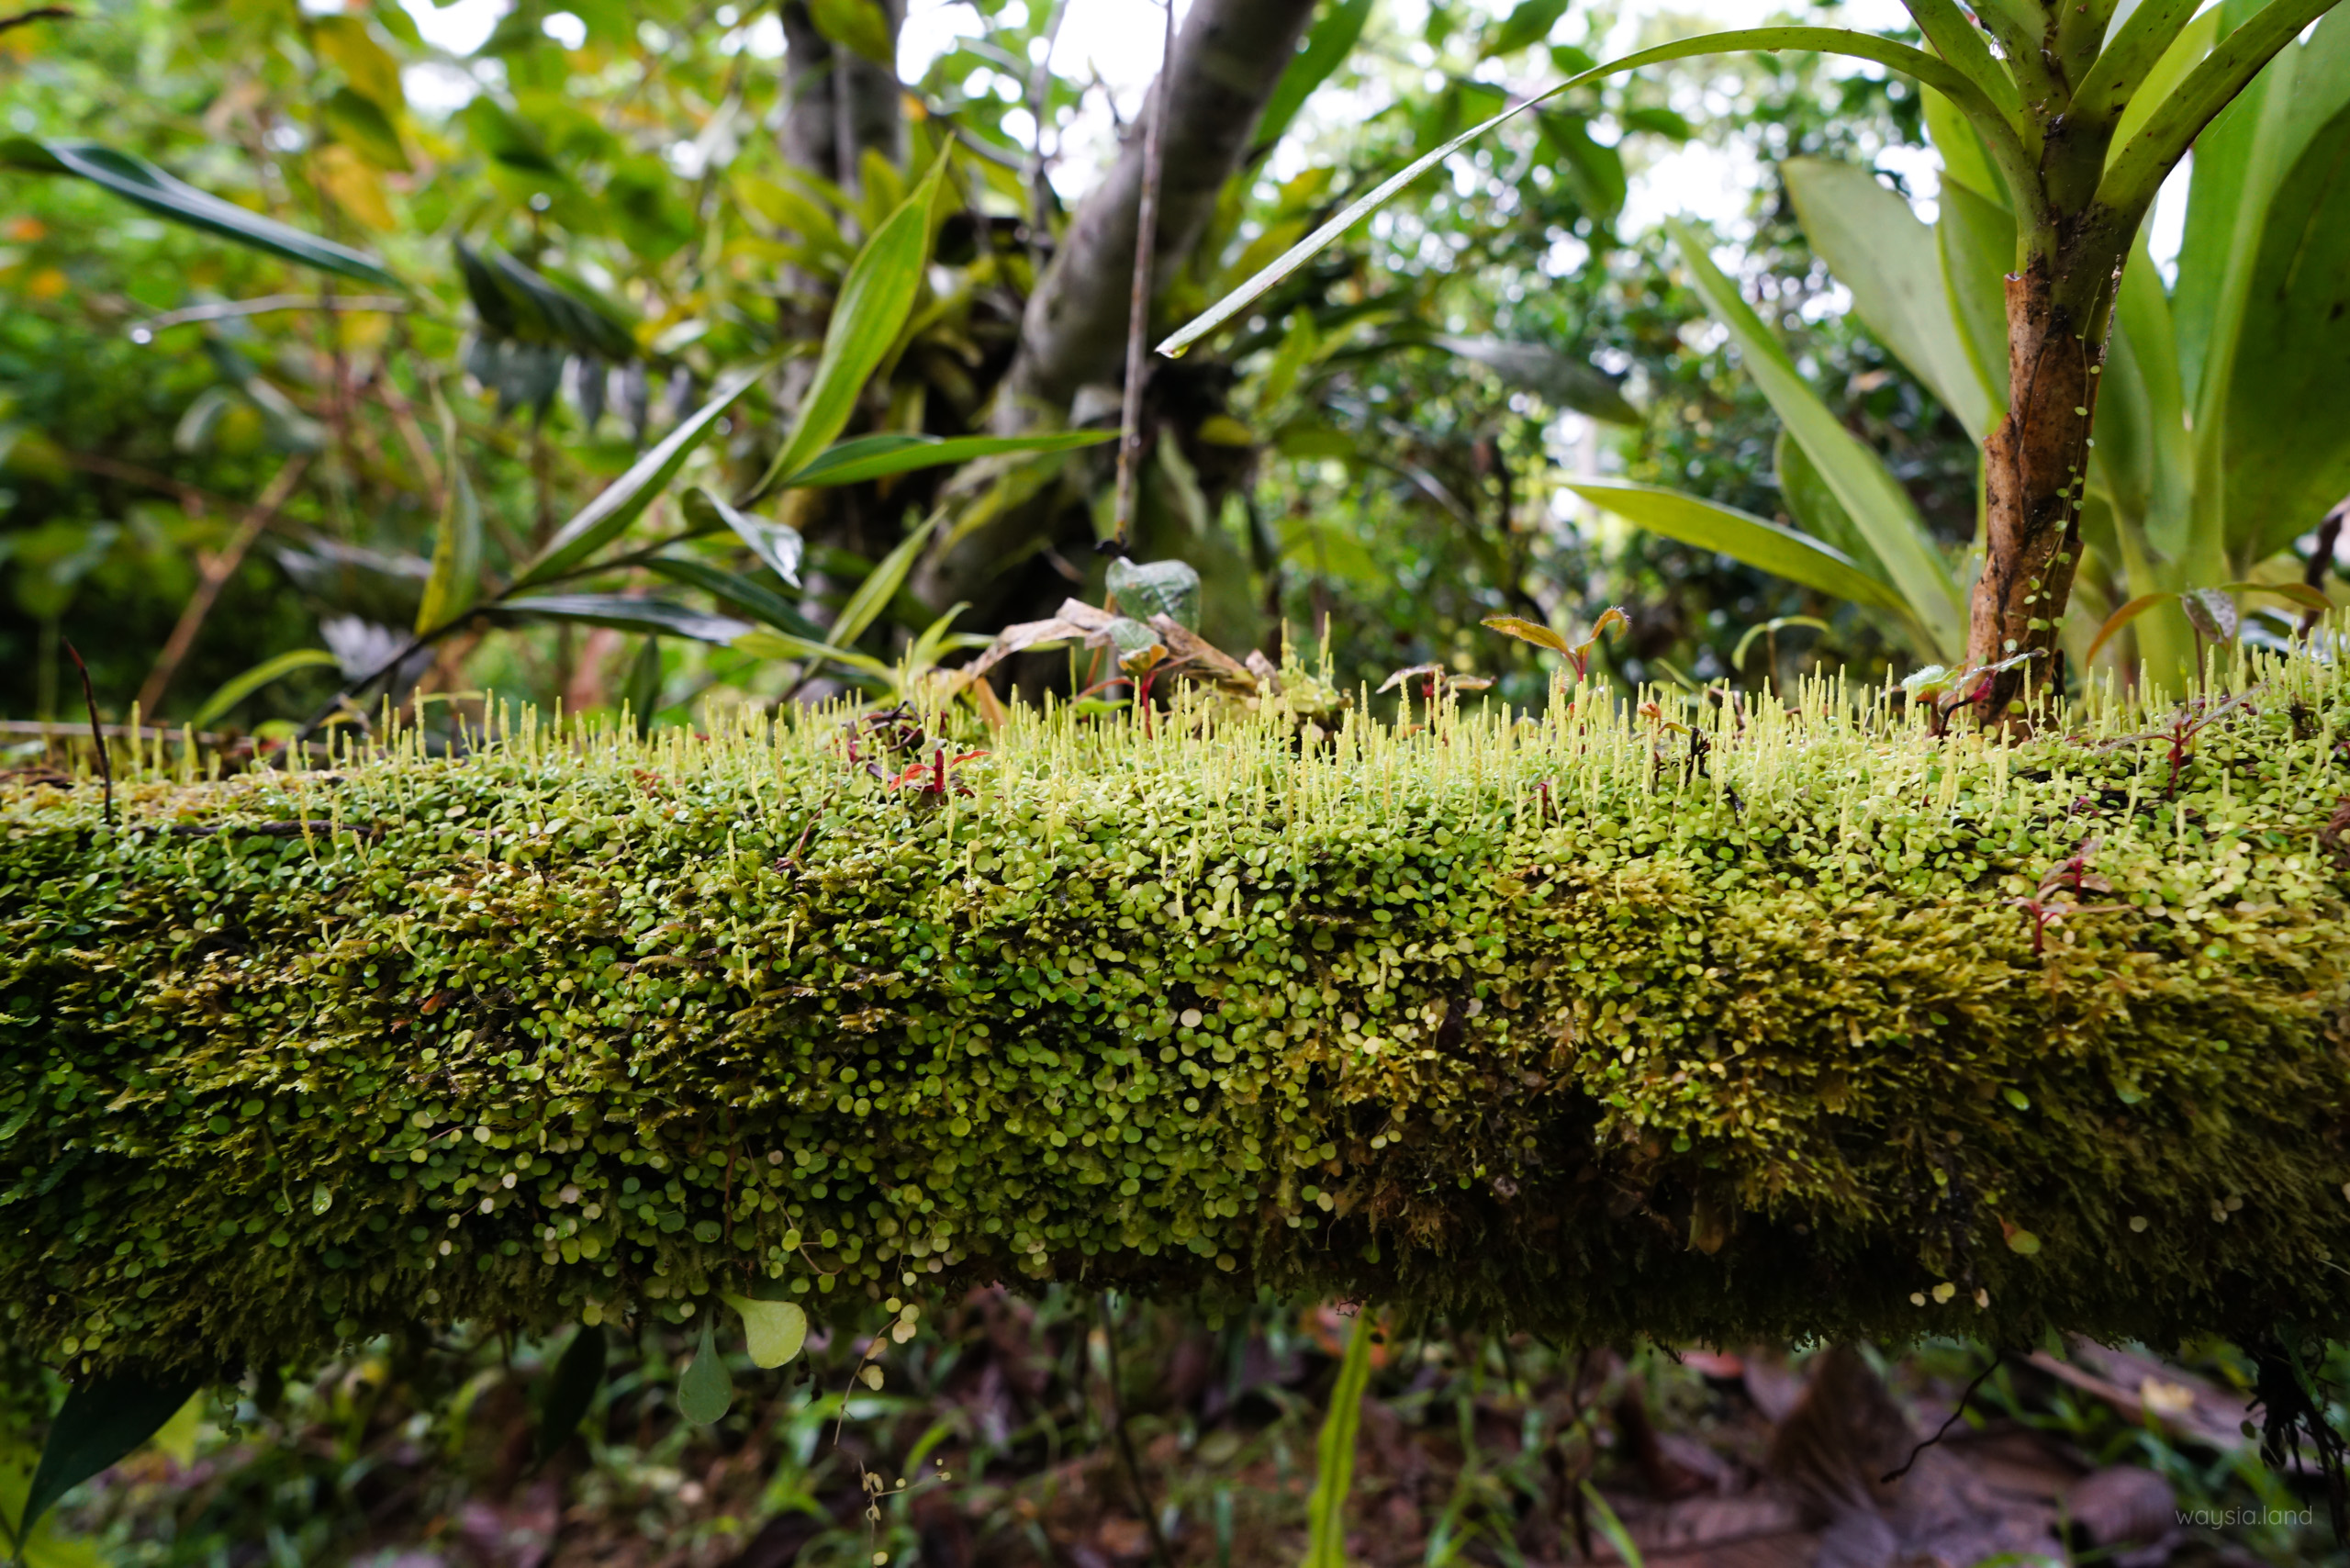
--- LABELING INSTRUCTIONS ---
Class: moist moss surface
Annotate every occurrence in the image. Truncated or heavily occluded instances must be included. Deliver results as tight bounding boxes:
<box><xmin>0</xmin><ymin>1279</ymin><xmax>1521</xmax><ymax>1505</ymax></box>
<box><xmin>7</xmin><ymin>660</ymin><xmax>2350</xmax><ymax>1381</ymax></box>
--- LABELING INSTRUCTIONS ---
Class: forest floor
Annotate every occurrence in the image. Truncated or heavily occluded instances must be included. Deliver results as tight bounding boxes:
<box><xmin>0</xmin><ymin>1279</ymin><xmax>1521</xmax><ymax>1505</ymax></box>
<box><xmin>50</xmin><ymin>1290</ymin><xmax>2346</xmax><ymax>1568</ymax></box>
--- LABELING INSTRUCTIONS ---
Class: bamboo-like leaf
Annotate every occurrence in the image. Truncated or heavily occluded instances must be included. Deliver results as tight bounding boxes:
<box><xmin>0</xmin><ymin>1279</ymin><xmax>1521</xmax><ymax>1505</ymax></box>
<box><xmin>0</xmin><ymin>140</ymin><xmax>398</xmax><ymax>286</ymax></box>
<box><xmin>647</xmin><ymin>555</ymin><xmax>826</xmax><ymax>640</ymax></box>
<box><xmin>2098</xmin><ymin>0</ymin><xmax>2346</xmax><ymax>220</ymax></box>
<box><xmin>677</xmin><ymin>1320</ymin><xmax>733</xmax><ymax>1426</ymax></box>
<box><xmin>2086</xmin><ymin>591</ymin><xmax>2178</xmax><ymax>664</ymax></box>
<box><xmin>535</xmin><ymin>1325</ymin><xmax>607</xmax><ymax>1463</ymax></box>
<box><xmin>733</xmin><ymin>628</ymin><xmax>896</xmax><ymax>681</ymax></box>
<box><xmin>417</xmin><ymin>393</ymin><xmax>483</xmax><ymax>633</ymax></box>
<box><xmin>829</xmin><ymin>513</ymin><xmax>938</xmax><ymax>651</ymax></box>
<box><xmin>1483</xmin><ymin>0</ymin><xmax>1572</xmax><ymax>59</ymax></box>
<box><xmin>1567</xmin><ymin>480</ymin><xmax>1916</xmax><ymax>618</ymax></box>
<box><xmin>1667</xmin><ymin>220</ymin><xmax>1965</xmax><ymax>657</ymax></box>
<box><xmin>1429</xmin><ymin>336</ymin><xmax>1638</xmax><ymax>423</ymax></box>
<box><xmin>2225</xmin><ymin>579</ymin><xmax>2334</xmax><ymax>612</ymax></box>
<box><xmin>1158</xmin><ymin>25</ymin><xmax>2027</xmax><ymax>360</ymax></box>
<box><xmin>778</xmin><ymin>429</ymin><xmax>1113</xmax><ymax>489</ymax></box>
<box><xmin>187</xmin><ymin>649</ymin><xmax>341</xmax><ymax>731</ymax></box>
<box><xmin>679</xmin><ymin>487</ymin><xmax>803</xmax><ymax>587</ymax></box>
<box><xmin>807</xmin><ymin>0</ymin><xmax>894</xmax><ymax>64</ymax></box>
<box><xmin>1782</xmin><ymin>157</ymin><xmax>1995</xmax><ymax>441</ymax></box>
<box><xmin>1255</xmin><ymin>0</ymin><xmax>1374</xmax><ymax>151</ymax></box>
<box><xmin>1301</xmin><ymin>1314</ymin><xmax>1376</xmax><ymax>1568</ymax></box>
<box><xmin>20</xmin><ymin>1369</ymin><xmax>207</xmax><ymax>1540</ymax></box>
<box><xmin>493</xmin><ymin>595</ymin><xmax>752</xmax><ymax>644</ymax></box>
<box><xmin>512</xmin><ymin>362</ymin><xmax>767</xmax><ymax>589</ymax></box>
<box><xmin>751</xmin><ymin>156</ymin><xmax>948</xmax><ymax>498</ymax></box>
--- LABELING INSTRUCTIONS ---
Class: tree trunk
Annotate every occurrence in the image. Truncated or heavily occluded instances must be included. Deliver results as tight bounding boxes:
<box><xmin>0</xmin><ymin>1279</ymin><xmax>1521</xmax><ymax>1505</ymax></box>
<box><xmin>915</xmin><ymin>0</ymin><xmax>1318</xmax><ymax>616</ymax></box>
<box><xmin>1964</xmin><ymin>241</ymin><xmax>2120</xmax><ymax>718</ymax></box>
<box><xmin>779</xmin><ymin>0</ymin><xmax>906</xmax><ymax>195</ymax></box>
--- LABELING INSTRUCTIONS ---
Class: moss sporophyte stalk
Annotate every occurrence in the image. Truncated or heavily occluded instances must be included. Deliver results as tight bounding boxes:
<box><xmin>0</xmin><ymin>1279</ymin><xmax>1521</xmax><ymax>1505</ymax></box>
<box><xmin>8</xmin><ymin>647</ymin><xmax>2350</xmax><ymax>1383</ymax></box>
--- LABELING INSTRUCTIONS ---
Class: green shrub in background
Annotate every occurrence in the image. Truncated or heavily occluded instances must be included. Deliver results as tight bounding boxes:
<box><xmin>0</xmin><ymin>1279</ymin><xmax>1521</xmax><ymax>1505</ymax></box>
<box><xmin>6</xmin><ymin>650</ymin><xmax>2350</xmax><ymax>1394</ymax></box>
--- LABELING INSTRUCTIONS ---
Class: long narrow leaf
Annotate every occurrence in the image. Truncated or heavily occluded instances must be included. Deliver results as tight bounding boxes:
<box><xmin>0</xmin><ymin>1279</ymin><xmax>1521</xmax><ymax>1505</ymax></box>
<box><xmin>2086</xmin><ymin>590</ymin><xmax>2178</xmax><ymax>664</ymax></box>
<box><xmin>751</xmin><ymin>156</ymin><xmax>948</xmax><ymax>498</ymax></box>
<box><xmin>1565</xmin><ymin>479</ymin><xmax>1914</xmax><ymax>617</ymax></box>
<box><xmin>187</xmin><ymin>649</ymin><xmax>341</xmax><ymax>730</ymax></box>
<box><xmin>828</xmin><ymin>513</ymin><xmax>939</xmax><ymax>650</ymax></box>
<box><xmin>647</xmin><ymin>555</ymin><xmax>827</xmax><ymax>640</ymax></box>
<box><xmin>21</xmin><ymin>1369</ymin><xmax>207</xmax><ymax>1540</ymax></box>
<box><xmin>679</xmin><ymin>487</ymin><xmax>804</xmax><ymax>586</ymax></box>
<box><xmin>1782</xmin><ymin>158</ymin><xmax>1996</xmax><ymax>441</ymax></box>
<box><xmin>1301</xmin><ymin>1313</ymin><xmax>1377</xmax><ymax>1568</ymax></box>
<box><xmin>1254</xmin><ymin>0</ymin><xmax>1375</xmax><ymax>152</ymax></box>
<box><xmin>0</xmin><ymin>140</ymin><xmax>397</xmax><ymax>286</ymax></box>
<box><xmin>2098</xmin><ymin>0</ymin><xmax>2345</xmax><ymax>218</ymax></box>
<box><xmin>780</xmin><ymin>430</ymin><xmax>1114</xmax><ymax>488</ymax></box>
<box><xmin>2071</xmin><ymin>0</ymin><xmax>2207</xmax><ymax>135</ymax></box>
<box><xmin>733</xmin><ymin>628</ymin><xmax>896</xmax><ymax>681</ymax></box>
<box><xmin>417</xmin><ymin>392</ymin><xmax>484</xmax><ymax>632</ymax></box>
<box><xmin>511</xmin><ymin>362</ymin><xmax>768</xmax><ymax>589</ymax></box>
<box><xmin>493</xmin><ymin>595</ymin><xmax>752</xmax><ymax>644</ymax></box>
<box><xmin>1667</xmin><ymin>219</ymin><xmax>1966</xmax><ymax>657</ymax></box>
<box><xmin>535</xmin><ymin>1325</ymin><xmax>608</xmax><ymax>1464</ymax></box>
<box><xmin>1157</xmin><ymin>25</ymin><xmax>2024</xmax><ymax>359</ymax></box>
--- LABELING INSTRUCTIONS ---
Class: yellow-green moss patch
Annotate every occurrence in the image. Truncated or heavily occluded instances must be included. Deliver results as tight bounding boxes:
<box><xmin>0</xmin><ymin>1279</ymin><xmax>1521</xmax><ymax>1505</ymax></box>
<box><xmin>6</xmin><ymin>659</ymin><xmax>2350</xmax><ymax>1380</ymax></box>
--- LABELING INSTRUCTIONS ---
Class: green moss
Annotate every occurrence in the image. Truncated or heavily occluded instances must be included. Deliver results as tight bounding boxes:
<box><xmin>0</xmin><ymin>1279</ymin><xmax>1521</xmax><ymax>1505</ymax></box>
<box><xmin>6</xmin><ymin>657</ymin><xmax>2350</xmax><ymax>1380</ymax></box>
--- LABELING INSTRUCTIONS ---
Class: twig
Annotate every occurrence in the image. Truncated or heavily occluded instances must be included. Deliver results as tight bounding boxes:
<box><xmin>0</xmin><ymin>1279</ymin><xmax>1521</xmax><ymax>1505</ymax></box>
<box><xmin>1882</xmin><ymin>1350</ymin><xmax>2006</xmax><ymax>1484</ymax></box>
<box><xmin>137</xmin><ymin>453</ymin><xmax>312</xmax><ymax>715</ymax></box>
<box><xmin>2302</xmin><ymin>498</ymin><xmax>2345</xmax><ymax>636</ymax></box>
<box><xmin>63</xmin><ymin>643</ymin><xmax>112</xmax><ymax>828</ymax></box>
<box><xmin>0</xmin><ymin>6</ymin><xmax>73</xmax><ymax>30</ymax></box>
<box><xmin>1109</xmin><ymin>0</ymin><xmax>1176</xmax><ymax>551</ymax></box>
<box><xmin>1097</xmin><ymin>1292</ymin><xmax>1173</xmax><ymax>1568</ymax></box>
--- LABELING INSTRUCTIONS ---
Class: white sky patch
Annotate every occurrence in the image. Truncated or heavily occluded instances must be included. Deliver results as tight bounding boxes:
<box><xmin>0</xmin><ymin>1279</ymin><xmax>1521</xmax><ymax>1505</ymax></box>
<box><xmin>402</xmin><ymin>0</ymin><xmax>504</xmax><ymax>56</ymax></box>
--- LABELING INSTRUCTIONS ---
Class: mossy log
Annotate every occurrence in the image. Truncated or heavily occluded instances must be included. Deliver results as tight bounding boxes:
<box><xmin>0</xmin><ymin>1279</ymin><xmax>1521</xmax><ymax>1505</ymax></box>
<box><xmin>7</xmin><ymin>661</ymin><xmax>2350</xmax><ymax>1383</ymax></box>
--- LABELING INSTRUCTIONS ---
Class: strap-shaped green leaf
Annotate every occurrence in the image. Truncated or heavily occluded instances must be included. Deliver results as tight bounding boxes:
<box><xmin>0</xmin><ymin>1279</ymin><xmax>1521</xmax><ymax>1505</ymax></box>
<box><xmin>493</xmin><ymin>595</ymin><xmax>752</xmax><ymax>644</ymax></box>
<box><xmin>535</xmin><ymin>1325</ymin><xmax>607</xmax><ymax>1463</ymax></box>
<box><xmin>1894</xmin><ymin>0</ymin><xmax>2022</xmax><ymax>119</ymax></box>
<box><xmin>1301</xmin><ymin>1314</ymin><xmax>1377</xmax><ymax>1568</ymax></box>
<box><xmin>679</xmin><ymin>487</ymin><xmax>804</xmax><ymax>587</ymax></box>
<box><xmin>187</xmin><ymin>649</ymin><xmax>341</xmax><ymax>731</ymax></box>
<box><xmin>2073</xmin><ymin>0</ymin><xmax>2210</xmax><ymax>136</ymax></box>
<box><xmin>1566</xmin><ymin>480</ymin><xmax>1917</xmax><ymax>622</ymax></box>
<box><xmin>511</xmin><ymin>361</ymin><xmax>768</xmax><ymax>589</ymax></box>
<box><xmin>1666</xmin><ymin>220</ymin><xmax>1966</xmax><ymax>657</ymax></box>
<box><xmin>2098</xmin><ymin>0</ymin><xmax>2349</xmax><ymax>221</ymax></box>
<box><xmin>1158</xmin><ymin>25</ymin><xmax>2028</xmax><ymax>360</ymax></box>
<box><xmin>1783</xmin><ymin>157</ymin><xmax>1996</xmax><ymax>442</ymax></box>
<box><xmin>416</xmin><ymin>392</ymin><xmax>484</xmax><ymax>633</ymax></box>
<box><xmin>20</xmin><ymin>1369</ymin><xmax>207</xmax><ymax>1541</ymax></box>
<box><xmin>779</xmin><ymin>430</ymin><xmax>1113</xmax><ymax>489</ymax></box>
<box><xmin>1256</xmin><ymin>0</ymin><xmax>1375</xmax><ymax>151</ymax></box>
<box><xmin>0</xmin><ymin>140</ymin><xmax>398</xmax><ymax>286</ymax></box>
<box><xmin>752</xmin><ymin>156</ymin><xmax>949</xmax><ymax>497</ymax></box>
<box><xmin>647</xmin><ymin>555</ymin><xmax>827</xmax><ymax>641</ymax></box>
<box><xmin>829</xmin><ymin>513</ymin><xmax>939</xmax><ymax>651</ymax></box>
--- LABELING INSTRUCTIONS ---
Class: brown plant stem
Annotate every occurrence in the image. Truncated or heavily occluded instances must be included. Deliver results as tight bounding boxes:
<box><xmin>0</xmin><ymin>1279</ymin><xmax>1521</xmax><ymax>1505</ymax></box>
<box><xmin>64</xmin><ymin>642</ymin><xmax>112</xmax><ymax>828</ymax></box>
<box><xmin>1096</xmin><ymin>1292</ymin><xmax>1172</xmax><ymax>1568</ymax></box>
<box><xmin>1110</xmin><ymin>0</ymin><xmax>1175</xmax><ymax>552</ymax></box>
<box><xmin>137</xmin><ymin>453</ymin><xmax>312</xmax><ymax>716</ymax></box>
